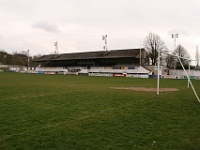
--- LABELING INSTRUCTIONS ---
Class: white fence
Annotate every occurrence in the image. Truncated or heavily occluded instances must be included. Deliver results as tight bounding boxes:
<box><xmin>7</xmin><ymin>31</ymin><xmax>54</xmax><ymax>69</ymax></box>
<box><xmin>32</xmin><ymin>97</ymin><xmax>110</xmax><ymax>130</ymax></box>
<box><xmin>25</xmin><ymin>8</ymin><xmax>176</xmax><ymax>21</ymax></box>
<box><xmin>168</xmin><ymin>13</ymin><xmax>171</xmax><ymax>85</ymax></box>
<box><xmin>169</xmin><ymin>69</ymin><xmax>200</xmax><ymax>77</ymax></box>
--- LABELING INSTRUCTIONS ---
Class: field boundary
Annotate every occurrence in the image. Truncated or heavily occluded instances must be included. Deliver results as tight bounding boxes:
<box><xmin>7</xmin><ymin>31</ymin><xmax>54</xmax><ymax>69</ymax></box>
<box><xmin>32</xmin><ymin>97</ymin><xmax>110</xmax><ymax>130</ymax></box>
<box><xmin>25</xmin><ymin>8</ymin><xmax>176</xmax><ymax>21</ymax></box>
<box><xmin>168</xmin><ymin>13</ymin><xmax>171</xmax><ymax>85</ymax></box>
<box><xmin>110</xmin><ymin>87</ymin><xmax>179</xmax><ymax>92</ymax></box>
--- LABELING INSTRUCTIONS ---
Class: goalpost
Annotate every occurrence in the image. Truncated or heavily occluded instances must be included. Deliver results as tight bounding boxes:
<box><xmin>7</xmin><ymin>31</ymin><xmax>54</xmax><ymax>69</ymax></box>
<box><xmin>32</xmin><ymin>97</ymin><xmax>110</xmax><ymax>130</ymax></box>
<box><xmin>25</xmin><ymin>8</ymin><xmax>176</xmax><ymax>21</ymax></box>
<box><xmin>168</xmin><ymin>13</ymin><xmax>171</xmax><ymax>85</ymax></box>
<box><xmin>157</xmin><ymin>52</ymin><xmax>200</xmax><ymax>103</ymax></box>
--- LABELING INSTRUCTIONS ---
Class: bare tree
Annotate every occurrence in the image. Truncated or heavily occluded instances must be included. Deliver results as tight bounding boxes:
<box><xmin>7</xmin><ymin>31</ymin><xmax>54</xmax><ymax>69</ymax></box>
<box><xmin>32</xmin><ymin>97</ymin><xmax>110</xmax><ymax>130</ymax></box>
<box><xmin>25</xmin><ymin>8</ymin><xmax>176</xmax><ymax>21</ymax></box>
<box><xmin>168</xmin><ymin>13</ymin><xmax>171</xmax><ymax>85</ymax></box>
<box><xmin>173</xmin><ymin>45</ymin><xmax>190</xmax><ymax>66</ymax></box>
<box><xmin>0</xmin><ymin>50</ymin><xmax>6</xmax><ymax>64</ymax></box>
<box><xmin>143</xmin><ymin>32</ymin><xmax>168</xmax><ymax>65</ymax></box>
<box><xmin>33</xmin><ymin>54</ymin><xmax>42</xmax><ymax>59</ymax></box>
<box><xmin>165</xmin><ymin>53</ymin><xmax>174</xmax><ymax>68</ymax></box>
<box><xmin>195</xmin><ymin>46</ymin><xmax>199</xmax><ymax>67</ymax></box>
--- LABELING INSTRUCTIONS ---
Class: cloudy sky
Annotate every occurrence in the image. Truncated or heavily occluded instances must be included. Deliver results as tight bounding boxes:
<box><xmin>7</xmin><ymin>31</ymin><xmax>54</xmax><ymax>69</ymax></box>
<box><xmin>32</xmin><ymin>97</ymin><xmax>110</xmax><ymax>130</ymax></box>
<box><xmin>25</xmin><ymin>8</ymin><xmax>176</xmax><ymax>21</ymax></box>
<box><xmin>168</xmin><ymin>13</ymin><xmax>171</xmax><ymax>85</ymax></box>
<box><xmin>0</xmin><ymin>0</ymin><xmax>199</xmax><ymax>60</ymax></box>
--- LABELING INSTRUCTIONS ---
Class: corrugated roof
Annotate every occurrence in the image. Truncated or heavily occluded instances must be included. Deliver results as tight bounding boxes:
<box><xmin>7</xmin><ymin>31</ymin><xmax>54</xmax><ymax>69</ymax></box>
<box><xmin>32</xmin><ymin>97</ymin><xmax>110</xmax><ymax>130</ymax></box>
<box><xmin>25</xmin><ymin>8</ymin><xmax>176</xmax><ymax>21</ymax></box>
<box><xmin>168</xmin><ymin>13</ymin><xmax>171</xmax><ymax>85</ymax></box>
<box><xmin>34</xmin><ymin>49</ymin><xmax>145</xmax><ymax>62</ymax></box>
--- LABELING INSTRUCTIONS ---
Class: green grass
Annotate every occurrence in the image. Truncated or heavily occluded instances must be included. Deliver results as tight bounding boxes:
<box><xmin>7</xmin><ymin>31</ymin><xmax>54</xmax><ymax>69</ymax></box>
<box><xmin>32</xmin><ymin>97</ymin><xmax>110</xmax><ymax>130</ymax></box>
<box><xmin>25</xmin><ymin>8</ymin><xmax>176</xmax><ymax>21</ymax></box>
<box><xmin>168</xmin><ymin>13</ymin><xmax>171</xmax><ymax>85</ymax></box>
<box><xmin>0</xmin><ymin>72</ymin><xmax>200</xmax><ymax>150</ymax></box>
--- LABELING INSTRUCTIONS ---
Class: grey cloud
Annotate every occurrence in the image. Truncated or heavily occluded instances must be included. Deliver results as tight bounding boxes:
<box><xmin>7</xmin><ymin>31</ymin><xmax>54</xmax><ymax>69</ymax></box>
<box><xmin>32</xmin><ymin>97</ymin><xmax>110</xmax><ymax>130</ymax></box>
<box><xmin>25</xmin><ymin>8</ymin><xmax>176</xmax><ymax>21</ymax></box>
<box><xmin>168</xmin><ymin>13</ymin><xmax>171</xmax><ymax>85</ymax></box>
<box><xmin>32</xmin><ymin>21</ymin><xmax>61</xmax><ymax>33</ymax></box>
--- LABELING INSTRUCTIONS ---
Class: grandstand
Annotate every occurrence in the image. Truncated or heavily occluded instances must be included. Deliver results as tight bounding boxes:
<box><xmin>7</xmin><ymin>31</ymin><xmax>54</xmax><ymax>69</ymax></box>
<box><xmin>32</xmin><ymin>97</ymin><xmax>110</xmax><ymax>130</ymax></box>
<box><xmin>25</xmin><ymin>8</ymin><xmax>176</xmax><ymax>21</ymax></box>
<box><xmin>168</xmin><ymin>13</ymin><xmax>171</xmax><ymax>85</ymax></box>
<box><xmin>34</xmin><ymin>48</ymin><xmax>152</xmax><ymax>77</ymax></box>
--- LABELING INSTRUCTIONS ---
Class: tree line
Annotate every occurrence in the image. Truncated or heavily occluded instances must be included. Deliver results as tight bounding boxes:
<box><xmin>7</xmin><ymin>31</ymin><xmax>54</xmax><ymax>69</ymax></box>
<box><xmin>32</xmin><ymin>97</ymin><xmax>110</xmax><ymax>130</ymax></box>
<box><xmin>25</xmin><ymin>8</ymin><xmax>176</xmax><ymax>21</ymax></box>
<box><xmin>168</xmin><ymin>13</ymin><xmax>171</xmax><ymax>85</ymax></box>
<box><xmin>143</xmin><ymin>32</ymin><xmax>199</xmax><ymax>69</ymax></box>
<box><xmin>0</xmin><ymin>50</ymin><xmax>40</xmax><ymax>67</ymax></box>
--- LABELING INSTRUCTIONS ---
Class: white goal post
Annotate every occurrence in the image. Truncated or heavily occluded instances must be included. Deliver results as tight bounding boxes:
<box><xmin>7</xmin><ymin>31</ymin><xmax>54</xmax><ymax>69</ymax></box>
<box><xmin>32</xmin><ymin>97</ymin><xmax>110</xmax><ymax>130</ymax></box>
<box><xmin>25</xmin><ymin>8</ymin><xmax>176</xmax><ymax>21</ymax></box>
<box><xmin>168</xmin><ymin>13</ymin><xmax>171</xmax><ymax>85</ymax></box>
<box><xmin>157</xmin><ymin>52</ymin><xmax>200</xmax><ymax>103</ymax></box>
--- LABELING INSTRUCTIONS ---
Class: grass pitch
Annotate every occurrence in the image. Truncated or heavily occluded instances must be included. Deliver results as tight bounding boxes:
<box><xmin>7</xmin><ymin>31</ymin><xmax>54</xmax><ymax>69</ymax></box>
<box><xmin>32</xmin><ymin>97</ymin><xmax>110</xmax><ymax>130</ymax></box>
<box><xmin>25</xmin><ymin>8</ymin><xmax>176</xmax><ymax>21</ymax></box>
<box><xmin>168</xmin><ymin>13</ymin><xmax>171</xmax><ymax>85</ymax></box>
<box><xmin>0</xmin><ymin>72</ymin><xmax>200</xmax><ymax>150</ymax></box>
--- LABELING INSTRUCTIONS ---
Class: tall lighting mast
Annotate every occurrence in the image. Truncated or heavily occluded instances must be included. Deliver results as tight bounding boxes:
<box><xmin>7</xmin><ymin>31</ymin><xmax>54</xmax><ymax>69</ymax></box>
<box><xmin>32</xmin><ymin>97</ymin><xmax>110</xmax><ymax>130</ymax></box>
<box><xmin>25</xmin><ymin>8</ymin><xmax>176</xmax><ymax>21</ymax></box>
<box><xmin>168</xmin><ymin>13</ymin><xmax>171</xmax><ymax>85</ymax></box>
<box><xmin>54</xmin><ymin>41</ymin><xmax>58</xmax><ymax>55</ymax></box>
<box><xmin>172</xmin><ymin>34</ymin><xmax>178</xmax><ymax>74</ymax></box>
<box><xmin>102</xmin><ymin>35</ymin><xmax>108</xmax><ymax>51</ymax></box>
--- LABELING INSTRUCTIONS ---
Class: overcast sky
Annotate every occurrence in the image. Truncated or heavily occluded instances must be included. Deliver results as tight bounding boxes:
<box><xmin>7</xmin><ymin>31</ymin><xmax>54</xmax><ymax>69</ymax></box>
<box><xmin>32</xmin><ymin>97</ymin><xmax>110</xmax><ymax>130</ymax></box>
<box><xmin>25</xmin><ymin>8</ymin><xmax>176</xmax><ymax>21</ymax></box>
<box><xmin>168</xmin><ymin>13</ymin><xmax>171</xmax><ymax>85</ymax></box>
<box><xmin>0</xmin><ymin>0</ymin><xmax>199</xmax><ymax>60</ymax></box>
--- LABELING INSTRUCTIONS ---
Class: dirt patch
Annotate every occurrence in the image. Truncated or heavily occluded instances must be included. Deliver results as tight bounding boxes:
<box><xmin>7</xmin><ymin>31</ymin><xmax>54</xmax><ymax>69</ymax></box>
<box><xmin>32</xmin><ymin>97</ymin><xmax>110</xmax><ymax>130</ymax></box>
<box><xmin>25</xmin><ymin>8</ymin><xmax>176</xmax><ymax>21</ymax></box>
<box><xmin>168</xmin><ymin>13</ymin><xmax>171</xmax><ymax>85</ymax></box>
<box><xmin>110</xmin><ymin>87</ymin><xmax>179</xmax><ymax>92</ymax></box>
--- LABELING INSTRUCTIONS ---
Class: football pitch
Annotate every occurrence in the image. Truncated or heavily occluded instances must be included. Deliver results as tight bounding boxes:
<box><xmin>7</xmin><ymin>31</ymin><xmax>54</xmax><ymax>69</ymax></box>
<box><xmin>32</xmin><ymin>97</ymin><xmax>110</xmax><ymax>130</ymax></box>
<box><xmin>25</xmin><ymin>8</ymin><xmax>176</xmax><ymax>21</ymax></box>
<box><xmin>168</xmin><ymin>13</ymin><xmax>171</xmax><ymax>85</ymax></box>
<box><xmin>0</xmin><ymin>72</ymin><xmax>200</xmax><ymax>150</ymax></box>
